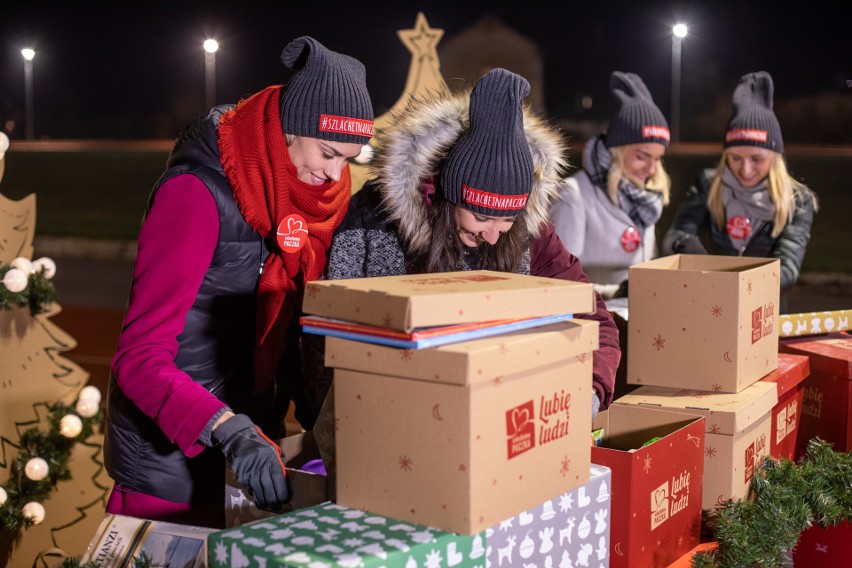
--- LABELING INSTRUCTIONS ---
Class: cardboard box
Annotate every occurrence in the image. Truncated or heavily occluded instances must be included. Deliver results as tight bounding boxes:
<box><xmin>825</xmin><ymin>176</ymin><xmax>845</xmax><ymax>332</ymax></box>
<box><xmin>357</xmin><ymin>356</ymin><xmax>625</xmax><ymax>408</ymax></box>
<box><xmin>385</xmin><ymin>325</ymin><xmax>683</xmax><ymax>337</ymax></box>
<box><xmin>483</xmin><ymin>464</ymin><xmax>612</xmax><ymax>568</ymax></box>
<box><xmin>303</xmin><ymin>269</ymin><xmax>595</xmax><ymax>331</ymax></box>
<box><xmin>780</xmin><ymin>309</ymin><xmax>851</xmax><ymax>337</ymax></box>
<box><xmin>759</xmin><ymin>353</ymin><xmax>810</xmax><ymax>461</ymax></box>
<box><xmin>779</xmin><ymin>332</ymin><xmax>852</xmax><ymax>456</ymax></box>
<box><xmin>330</xmin><ymin>320</ymin><xmax>599</xmax><ymax>535</ymax></box>
<box><xmin>792</xmin><ymin>519</ymin><xmax>851</xmax><ymax>567</ymax></box>
<box><xmin>208</xmin><ymin>501</ymin><xmax>488</xmax><ymax>568</ymax></box>
<box><xmin>627</xmin><ymin>254</ymin><xmax>780</xmax><ymax>393</ymax></box>
<box><xmin>613</xmin><ymin>380</ymin><xmax>777</xmax><ymax>510</ymax></box>
<box><xmin>591</xmin><ymin>405</ymin><xmax>705</xmax><ymax>568</ymax></box>
<box><xmin>82</xmin><ymin>514</ymin><xmax>215</xmax><ymax>568</ymax></box>
<box><xmin>224</xmin><ymin>431</ymin><xmax>330</xmax><ymax>527</ymax></box>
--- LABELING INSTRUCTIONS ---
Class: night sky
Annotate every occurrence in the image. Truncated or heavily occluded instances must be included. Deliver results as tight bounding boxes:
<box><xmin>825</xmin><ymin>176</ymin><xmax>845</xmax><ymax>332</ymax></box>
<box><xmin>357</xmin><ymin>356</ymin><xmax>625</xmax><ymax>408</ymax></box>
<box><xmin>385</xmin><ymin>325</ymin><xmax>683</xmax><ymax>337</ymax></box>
<box><xmin>1</xmin><ymin>1</ymin><xmax>849</xmax><ymax>142</ymax></box>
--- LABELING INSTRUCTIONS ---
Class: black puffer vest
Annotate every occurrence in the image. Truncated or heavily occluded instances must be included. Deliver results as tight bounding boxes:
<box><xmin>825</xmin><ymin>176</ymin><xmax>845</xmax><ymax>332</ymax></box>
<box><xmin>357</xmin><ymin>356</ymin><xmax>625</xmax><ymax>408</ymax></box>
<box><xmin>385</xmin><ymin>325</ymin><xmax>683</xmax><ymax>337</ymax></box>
<box><xmin>104</xmin><ymin>106</ymin><xmax>291</xmax><ymax>504</ymax></box>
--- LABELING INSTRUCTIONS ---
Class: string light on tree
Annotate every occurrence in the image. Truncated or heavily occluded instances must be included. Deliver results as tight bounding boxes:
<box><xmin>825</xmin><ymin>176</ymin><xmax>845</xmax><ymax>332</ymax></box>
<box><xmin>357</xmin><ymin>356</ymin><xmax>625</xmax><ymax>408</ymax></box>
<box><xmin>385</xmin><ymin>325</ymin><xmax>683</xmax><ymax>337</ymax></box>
<box><xmin>2</xmin><ymin>268</ymin><xmax>28</xmax><ymax>292</ymax></box>
<box><xmin>0</xmin><ymin>487</ymin><xmax>7</xmax><ymax>506</ymax></box>
<box><xmin>24</xmin><ymin>457</ymin><xmax>49</xmax><ymax>481</ymax></box>
<box><xmin>32</xmin><ymin>257</ymin><xmax>56</xmax><ymax>279</ymax></box>
<box><xmin>76</xmin><ymin>397</ymin><xmax>99</xmax><ymax>418</ymax></box>
<box><xmin>11</xmin><ymin>256</ymin><xmax>34</xmax><ymax>274</ymax></box>
<box><xmin>22</xmin><ymin>502</ymin><xmax>45</xmax><ymax>525</ymax></box>
<box><xmin>78</xmin><ymin>385</ymin><xmax>102</xmax><ymax>405</ymax></box>
<box><xmin>59</xmin><ymin>414</ymin><xmax>84</xmax><ymax>438</ymax></box>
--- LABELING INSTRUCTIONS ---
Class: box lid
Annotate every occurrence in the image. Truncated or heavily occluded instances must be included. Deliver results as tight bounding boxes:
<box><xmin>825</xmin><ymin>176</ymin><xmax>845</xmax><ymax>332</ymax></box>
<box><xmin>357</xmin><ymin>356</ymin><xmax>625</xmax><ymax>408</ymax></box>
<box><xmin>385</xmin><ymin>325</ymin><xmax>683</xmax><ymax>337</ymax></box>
<box><xmin>325</xmin><ymin>319</ymin><xmax>599</xmax><ymax>386</ymax></box>
<box><xmin>629</xmin><ymin>253</ymin><xmax>779</xmax><ymax>275</ymax></box>
<box><xmin>613</xmin><ymin>380</ymin><xmax>778</xmax><ymax>436</ymax></box>
<box><xmin>304</xmin><ymin>270</ymin><xmax>595</xmax><ymax>332</ymax></box>
<box><xmin>759</xmin><ymin>353</ymin><xmax>810</xmax><ymax>396</ymax></box>
<box><xmin>780</xmin><ymin>333</ymin><xmax>852</xmax><ymax>379</ymax></box>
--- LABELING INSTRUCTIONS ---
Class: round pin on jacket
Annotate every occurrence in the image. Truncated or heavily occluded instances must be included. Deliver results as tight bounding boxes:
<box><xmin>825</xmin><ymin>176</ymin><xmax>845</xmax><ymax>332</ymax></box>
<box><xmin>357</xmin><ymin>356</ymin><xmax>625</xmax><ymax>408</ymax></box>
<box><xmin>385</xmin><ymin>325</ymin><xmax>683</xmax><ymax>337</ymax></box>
<box><xmin>621</xmin><ymin>227</ymin><xmax>640</xmax><ymax>253</ymax></box>
<box><xmin>276</xmin><ymin>213</ymin><xmax>309</xmax><ymax>252</ymax></box>
<box><xmin>726</xmin><ymin>215</ymin><xmax>751</xmax><ymax>240</ymax></box>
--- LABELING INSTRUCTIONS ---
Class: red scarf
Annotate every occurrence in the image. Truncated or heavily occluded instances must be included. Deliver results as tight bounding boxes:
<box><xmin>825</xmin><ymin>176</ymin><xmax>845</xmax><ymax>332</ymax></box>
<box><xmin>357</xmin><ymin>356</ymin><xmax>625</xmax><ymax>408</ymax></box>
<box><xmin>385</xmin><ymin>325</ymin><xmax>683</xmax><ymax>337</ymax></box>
<box><xmin>218</xmin><ymin>86</ymin><xmax>351</xmax><ymax>392</ymax></box>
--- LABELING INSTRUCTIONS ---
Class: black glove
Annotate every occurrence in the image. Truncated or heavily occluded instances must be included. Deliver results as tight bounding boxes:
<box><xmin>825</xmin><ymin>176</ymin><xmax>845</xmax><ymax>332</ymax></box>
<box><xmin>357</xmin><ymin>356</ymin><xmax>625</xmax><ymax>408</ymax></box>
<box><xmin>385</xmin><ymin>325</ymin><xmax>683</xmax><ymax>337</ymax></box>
<box><xmin>212</xmin><ymin>413</ymin><xmax>290</xmax><ymax>510</ymax></box>
<box><xmin>672</xmin><ymin>235</ymin><xmax>708</xmax><ymax>255</ymax></box>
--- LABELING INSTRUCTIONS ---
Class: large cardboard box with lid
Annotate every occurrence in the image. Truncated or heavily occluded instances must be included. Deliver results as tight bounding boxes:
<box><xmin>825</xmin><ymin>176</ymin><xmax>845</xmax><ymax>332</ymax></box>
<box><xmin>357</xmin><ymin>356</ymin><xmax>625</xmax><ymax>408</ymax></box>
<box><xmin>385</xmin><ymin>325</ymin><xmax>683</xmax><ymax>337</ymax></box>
<box><xmin>303</xmin><ymin>269</ymin><xmax>595</xmax><ymax>331</ymax></box>
<box><xmin>590</xmin><ymin>405</ymin><xmax>705</xmax><ymax>568</ymax></box>
<box><xmin>627</xmin><ymin>254</ymin><xmax>780</xmax><ymax>393</ymax></box>
<box><xmin>779</xmin><ymin>331</ymin><xmax>852</xmax><ymax>456</ymax></box>
<box><xmin>613</xmin><ymin>379</ymin><xmax>777</xmax><ymax>510</ymax></box>
<box><xmin>327</xmin><ymin>319</ymin><xmax>599</xmax><ymax>535</ymax></box>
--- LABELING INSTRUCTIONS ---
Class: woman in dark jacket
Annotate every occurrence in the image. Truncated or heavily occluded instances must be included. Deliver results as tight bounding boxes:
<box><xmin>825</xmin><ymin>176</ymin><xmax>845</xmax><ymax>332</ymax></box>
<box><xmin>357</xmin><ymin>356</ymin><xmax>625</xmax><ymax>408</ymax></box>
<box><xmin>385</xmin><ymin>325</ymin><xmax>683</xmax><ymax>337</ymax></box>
<box><xmin>315</xmin><ymin>68</ymin><xmax>620</xmax><ymax>417</ymax></box>
<box><xmin>663</xmin><ymin>71</ymin><xmax>817</xmax><ymax>312</ymax></box>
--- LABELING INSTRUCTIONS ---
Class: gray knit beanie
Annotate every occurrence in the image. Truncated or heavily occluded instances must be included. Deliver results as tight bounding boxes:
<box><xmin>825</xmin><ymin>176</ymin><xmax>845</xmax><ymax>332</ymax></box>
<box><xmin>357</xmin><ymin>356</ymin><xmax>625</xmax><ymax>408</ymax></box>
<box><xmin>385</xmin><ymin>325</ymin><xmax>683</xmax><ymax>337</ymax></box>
<box><xmin>440</xmin><ymin>68</ymin><xmax>534</xmax><ymax>217</ymax></box>
<box><xmin>279</xmin><ymin>36</ymin><xmax>374</xmax><ymax>144</ymax></box>
<box><xmin>605</xmin><ymin>71</ymin><xmax>670</xmax><ymax>148</ymax></box>
<box><xmin>724</xmin><ymin>71</ymin><xmax>783</xmax><ymax>152</ymax></box>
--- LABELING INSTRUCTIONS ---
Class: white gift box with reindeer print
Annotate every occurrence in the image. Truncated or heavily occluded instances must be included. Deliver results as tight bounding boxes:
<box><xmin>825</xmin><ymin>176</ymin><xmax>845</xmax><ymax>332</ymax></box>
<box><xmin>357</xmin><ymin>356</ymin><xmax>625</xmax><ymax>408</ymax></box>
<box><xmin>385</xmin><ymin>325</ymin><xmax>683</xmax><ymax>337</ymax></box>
<box><xmin>483</xmin><ymin>464</ymin><xmax>612</xmax><ymax>568</ymax></box>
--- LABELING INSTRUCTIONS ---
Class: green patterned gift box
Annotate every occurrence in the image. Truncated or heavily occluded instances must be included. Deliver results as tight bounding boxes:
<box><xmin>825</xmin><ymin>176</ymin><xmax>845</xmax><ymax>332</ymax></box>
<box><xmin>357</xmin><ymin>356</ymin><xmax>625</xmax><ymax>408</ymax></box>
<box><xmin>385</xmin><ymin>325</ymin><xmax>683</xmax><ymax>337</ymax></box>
<box><xmin>207</xmin><ymin>501</ymin><xmax>488</xmax><ymax>567</ymax></box>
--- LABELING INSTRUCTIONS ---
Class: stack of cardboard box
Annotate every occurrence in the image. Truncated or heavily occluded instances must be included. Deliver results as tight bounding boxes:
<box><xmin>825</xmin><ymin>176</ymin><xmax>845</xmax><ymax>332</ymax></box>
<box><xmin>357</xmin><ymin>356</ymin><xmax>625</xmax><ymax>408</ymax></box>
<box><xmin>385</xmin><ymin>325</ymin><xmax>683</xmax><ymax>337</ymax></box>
<box><xmin>301</xmin><ymin>270</ymin><xmax>601</xmax><ymax>536</ymax></box>
<box><xmin>595</xmin><ymin>254</ymin><xmax>791</xmax><ymax>565</ymax></box>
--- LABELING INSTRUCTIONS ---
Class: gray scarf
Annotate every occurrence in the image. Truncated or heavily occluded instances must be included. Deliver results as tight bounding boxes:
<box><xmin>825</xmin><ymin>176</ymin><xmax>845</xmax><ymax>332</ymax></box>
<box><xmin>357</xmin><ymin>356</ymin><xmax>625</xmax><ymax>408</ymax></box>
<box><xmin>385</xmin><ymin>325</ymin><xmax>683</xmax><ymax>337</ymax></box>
<box><xmin>584</xmin><ymin>135</ymin><xmax>663</xmax><ymax>231</ymax></box>
<box><xmin>721</xmin><ymin>167</ymin><xmax>775</xmax><ymax>252</ymax></box>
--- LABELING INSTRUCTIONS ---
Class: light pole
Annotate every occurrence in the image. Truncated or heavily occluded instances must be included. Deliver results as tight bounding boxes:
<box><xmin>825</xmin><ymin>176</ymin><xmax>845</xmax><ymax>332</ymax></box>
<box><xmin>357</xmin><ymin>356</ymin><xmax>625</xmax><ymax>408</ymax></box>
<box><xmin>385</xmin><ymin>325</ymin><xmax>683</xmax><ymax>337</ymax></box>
<box><xmin>670</xmin><ymin>24</ymin><xmax>687</xmax><ymax>144</ymax></box>
<box><xmin>21</xmin><ymin>48</ymin><xmax>35</xmax><ymax>140</ymax></box>
<box><xmin>203</xmin><ymin>39</ymin><xmax>219</xmax><ymax>110</ymax></box>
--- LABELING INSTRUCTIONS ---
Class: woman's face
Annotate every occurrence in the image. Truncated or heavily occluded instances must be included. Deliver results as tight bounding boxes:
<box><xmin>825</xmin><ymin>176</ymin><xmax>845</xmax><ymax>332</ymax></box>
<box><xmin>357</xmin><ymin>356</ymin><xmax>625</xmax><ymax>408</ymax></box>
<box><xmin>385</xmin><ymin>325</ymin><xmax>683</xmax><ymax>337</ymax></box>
<box><xmin>726</xmin><ymin>146</ymin><xmax>774</xmax><ymax>188</ymax></box>
<box><xmin>453</xmin><ymin>206</ymin><xmax>517</xmax><ymax>247</ymax></box>
<box><xmin>287</xmin><ymin>136</ymin><xmax>364</xmax><ymax>186</ymax></box>
<box><xmin>620</xmin><ymin>143</ymin><xmax>666</xmax><ymax>185</ymax></box>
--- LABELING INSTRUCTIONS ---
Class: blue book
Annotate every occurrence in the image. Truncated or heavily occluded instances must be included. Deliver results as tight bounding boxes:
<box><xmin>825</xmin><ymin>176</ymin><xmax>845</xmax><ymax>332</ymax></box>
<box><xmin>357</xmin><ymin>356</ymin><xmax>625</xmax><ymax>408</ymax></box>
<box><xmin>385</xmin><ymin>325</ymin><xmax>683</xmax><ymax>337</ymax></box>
<box><xmin>300</xmin><ymin>313</ymin><xmax>574</xmax><ymax>349</ymax></box>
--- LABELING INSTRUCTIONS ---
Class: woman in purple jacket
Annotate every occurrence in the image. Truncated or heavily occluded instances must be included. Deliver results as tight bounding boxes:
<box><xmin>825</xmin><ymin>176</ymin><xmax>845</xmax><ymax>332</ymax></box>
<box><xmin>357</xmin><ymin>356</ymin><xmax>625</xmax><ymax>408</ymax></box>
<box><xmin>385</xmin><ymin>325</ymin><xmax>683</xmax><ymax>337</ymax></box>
<box><xmin>311</xmin><ymin>69</ymin><xmax>620</xmax><ymax>417</ymax></box>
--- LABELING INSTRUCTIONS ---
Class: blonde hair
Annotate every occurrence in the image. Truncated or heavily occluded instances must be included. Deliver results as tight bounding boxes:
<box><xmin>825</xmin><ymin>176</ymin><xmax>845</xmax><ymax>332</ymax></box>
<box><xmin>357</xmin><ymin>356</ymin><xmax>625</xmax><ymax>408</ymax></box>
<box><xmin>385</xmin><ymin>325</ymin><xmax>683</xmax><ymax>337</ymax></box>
<box><xmin>606</xmin><ymin>146</ymin><xmax>671</xmax><ymax>205</ymax></box>
<box><xmin>707</xmin><ymin>149</ymin><xmax>817</xmax><ymax>238</ymax></box>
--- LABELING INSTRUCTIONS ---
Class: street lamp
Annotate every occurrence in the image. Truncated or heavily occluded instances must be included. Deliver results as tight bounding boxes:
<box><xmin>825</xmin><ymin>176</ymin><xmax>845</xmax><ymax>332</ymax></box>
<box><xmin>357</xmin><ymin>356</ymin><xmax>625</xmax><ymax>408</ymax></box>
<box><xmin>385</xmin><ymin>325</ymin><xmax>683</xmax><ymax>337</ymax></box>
<box><xmin>670</xmin><ymin>23</ymin><xmax>688</xmax><ymax>144</ymax></box>
<box><xmin>203</xmin><ymin>39</ymin><xmax>219</xmax><ymax>109</ymax></box>
<box><xmin>21</xmin><ymin>48</ymin><xmax>35</xmax><ymax>140</ymax></box>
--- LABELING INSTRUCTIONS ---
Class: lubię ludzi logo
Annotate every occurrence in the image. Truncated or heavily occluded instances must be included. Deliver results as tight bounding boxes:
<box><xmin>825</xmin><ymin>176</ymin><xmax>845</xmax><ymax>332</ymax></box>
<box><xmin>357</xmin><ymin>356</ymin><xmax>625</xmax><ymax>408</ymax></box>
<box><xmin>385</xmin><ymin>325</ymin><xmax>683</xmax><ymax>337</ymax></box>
<box><xmin>505</xmin><ymin>389</ymin><xmax>573</xmax><ymax>460</ymax></box>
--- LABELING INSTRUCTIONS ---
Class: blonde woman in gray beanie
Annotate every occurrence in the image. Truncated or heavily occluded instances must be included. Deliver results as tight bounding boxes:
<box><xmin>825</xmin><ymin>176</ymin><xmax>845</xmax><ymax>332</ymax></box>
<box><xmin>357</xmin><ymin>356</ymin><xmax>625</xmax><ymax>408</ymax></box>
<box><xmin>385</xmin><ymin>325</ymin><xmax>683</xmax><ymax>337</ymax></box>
<box><xmin>305</xmin><ymin>68</ymin><xmax>620</xmax><ymax>422</ymax></box>
<box><xmin>662</xmin><ymin>71</ymin><xmax>818</xmax><ymax>313</ymax></box>
<box><xmin>550</xmin><ymin>72</ymin><xmax>672</xmax><ymax>300</ymax></box>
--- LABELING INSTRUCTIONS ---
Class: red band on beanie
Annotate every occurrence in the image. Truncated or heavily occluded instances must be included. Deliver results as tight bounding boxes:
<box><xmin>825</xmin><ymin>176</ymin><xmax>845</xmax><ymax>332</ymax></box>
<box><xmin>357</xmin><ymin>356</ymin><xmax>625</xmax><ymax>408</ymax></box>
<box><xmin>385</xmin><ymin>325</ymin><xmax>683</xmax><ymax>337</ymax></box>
<box><xmin>726</xmin><ymin>128</ymin><xmax>768</xmax><ymax>143</ymax></box>
<box><xmin>642</xmin><ymin>125</ymin><xmax>670</xmax><ymax>141</ymax></box>
<box><xmin>319</xmin><ymin>114</ymin><xmax>374</xmax><ymax>137</ymax></box>
<box><xmin>462</xmin><ymin>184</ymin><xmax>528</xmax><ymax>211</ymax></box>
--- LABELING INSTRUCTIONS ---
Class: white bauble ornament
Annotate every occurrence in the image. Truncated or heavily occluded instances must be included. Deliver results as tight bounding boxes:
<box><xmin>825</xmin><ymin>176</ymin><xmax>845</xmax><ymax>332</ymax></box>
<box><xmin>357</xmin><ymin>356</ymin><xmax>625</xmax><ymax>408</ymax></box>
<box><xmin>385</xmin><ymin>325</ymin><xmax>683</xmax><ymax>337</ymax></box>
<box><xmin>59</xmin><ymin>414</ymin><xmax>84</xmax><ymax>438</ymax></box>
<box><xmin>25</xmin><ymin>457</ymin><xmax>49</xmax><ymax>481</ymax></box>
<box><xmin>353</xmin><ymin>143</ymin><xmax>374</xmax><ymax>165</ymax></box>
<box><xmin>78</xmin><ymin>385</ymin><xmax>102</xmax><ymax>405</ymax></box>
<box><xmin>2</xmin><ymin>268</ymin><xmax>28</xmax><ymax>292</ymax></box>
<box><xmin>76</xmin><ymin>398</ymin><xmax>99</xmax><ymax>418</ymax></box>
<box><xmin>10</xmin><ymin>257</ymin><xmax>34</xmax><ymax>274</ymax></box>
<box><xmin>22</xmin><ymin>502</ymin><xmax>46</xmax><ymax>524</ymax></box>
<box><xmin>32</xmin><ymin>257</ymin><xmax>57</xmax><ymax>279</ymax></box>
<box><xmin>0</xmin><ymin>486</ymin><xmax>7</xmax><ymax>506</ymax></box>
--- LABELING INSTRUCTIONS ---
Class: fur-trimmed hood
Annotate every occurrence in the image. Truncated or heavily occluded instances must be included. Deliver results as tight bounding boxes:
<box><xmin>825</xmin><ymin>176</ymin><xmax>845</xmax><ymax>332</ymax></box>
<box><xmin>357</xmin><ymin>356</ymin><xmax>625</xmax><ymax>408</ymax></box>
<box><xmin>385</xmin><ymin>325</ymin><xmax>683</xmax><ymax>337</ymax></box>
<box><xmin>369</xmin><ymin>89</ymin><xmax>570</xmax><ymax>253</ymax></box>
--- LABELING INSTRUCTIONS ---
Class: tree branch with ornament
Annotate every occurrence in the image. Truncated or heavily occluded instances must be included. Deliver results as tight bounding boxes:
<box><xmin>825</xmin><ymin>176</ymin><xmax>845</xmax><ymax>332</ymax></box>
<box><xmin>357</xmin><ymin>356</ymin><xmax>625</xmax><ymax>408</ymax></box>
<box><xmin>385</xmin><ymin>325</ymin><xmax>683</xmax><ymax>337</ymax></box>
<box><xmin>0</xmin><ymin>257</ymin><xmax>103</xmax><ymax>531</ymax></box>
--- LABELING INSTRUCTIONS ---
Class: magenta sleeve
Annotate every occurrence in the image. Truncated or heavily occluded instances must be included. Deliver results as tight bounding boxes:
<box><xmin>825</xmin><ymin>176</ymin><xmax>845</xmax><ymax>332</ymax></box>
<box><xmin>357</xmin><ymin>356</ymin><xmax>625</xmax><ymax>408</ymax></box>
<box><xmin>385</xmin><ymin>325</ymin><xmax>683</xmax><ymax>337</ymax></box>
<box><xmin>111</xmin><ymin>174</ymin><xmax>226</xmax><ymax>457</ymax></box>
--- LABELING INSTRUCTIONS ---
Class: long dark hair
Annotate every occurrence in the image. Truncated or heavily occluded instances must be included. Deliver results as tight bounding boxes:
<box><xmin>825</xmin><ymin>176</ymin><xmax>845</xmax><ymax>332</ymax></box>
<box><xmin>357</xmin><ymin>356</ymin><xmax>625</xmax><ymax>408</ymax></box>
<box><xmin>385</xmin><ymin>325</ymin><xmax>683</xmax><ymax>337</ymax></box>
<box><xmin>411</xmin><ymin>190</ymin><xmax>530</xmax><ymax>273</ymax></box>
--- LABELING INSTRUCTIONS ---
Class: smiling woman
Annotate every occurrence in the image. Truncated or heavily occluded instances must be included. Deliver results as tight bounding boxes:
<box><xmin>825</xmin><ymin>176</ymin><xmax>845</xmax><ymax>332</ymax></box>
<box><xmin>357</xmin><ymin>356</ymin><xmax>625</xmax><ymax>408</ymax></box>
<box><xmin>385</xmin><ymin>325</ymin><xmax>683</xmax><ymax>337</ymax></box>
<box><xmin>99</xmin><ymin>35</ymin><xmax>376</xmax><ymax>528</ymax></box>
